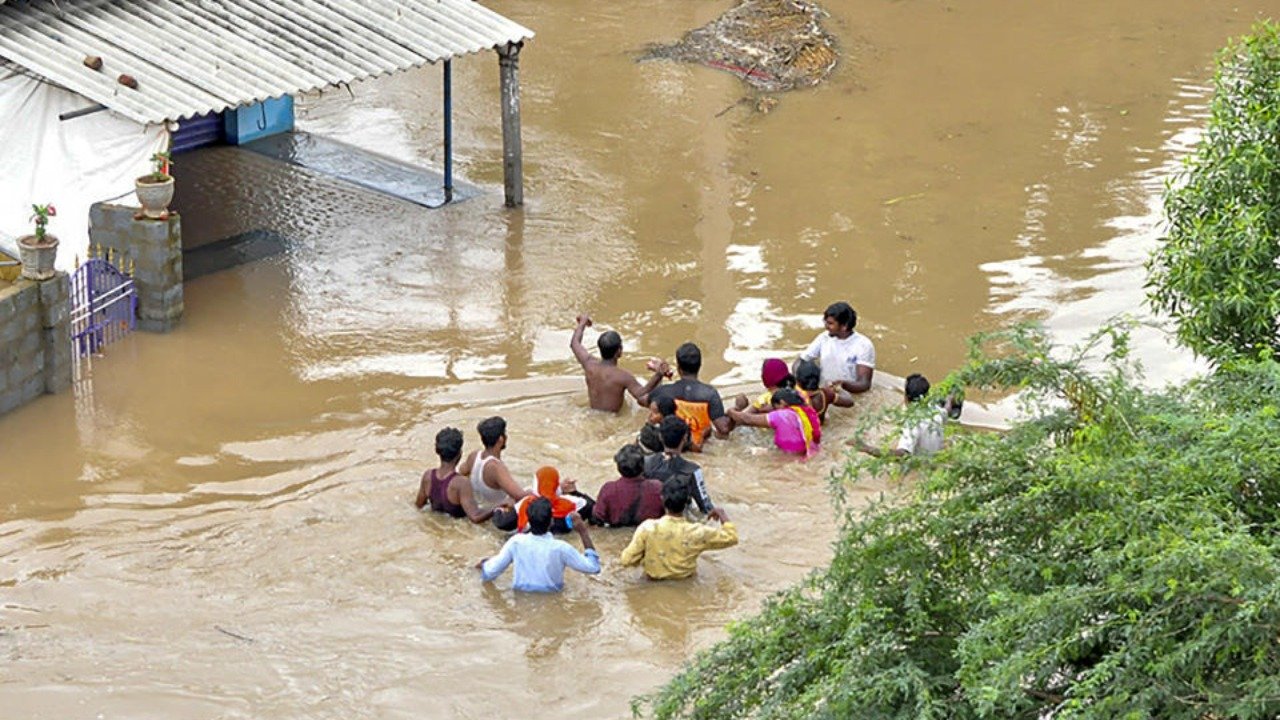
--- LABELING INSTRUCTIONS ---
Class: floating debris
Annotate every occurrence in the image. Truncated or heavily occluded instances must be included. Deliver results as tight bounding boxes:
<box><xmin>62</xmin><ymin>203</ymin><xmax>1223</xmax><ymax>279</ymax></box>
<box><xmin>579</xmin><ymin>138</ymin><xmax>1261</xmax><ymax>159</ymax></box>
<box><xmin>644</xmin><ymin>0</ymin><xmax>838</xmax><ymax>92</ymax></box>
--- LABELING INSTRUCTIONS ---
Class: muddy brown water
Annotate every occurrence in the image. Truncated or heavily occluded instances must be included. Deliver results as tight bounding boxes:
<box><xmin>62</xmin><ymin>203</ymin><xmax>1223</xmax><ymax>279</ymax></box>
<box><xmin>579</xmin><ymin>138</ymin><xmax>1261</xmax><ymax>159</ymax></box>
<box><xmin>1</xmin><ymin>1</ymin><xmax>1275</xmax><ymax>717</ymax></box>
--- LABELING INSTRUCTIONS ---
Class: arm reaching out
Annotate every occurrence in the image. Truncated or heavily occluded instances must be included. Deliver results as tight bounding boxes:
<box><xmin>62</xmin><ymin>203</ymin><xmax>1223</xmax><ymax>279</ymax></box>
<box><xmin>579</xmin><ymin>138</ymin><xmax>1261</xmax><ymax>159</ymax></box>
<box><xmin>570</xmin><ymin>314</ymin><xmax>593</xmax><ymax>367</ymax></box>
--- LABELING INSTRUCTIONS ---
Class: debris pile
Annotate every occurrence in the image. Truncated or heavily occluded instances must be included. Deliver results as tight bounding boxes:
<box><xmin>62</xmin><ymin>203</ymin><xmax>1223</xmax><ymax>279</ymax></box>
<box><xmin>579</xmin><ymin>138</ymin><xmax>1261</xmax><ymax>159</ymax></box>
<box><xmin>644</xmin><ymin>0</ymin><xmax>838</xmax><ymax>92</ymax></box>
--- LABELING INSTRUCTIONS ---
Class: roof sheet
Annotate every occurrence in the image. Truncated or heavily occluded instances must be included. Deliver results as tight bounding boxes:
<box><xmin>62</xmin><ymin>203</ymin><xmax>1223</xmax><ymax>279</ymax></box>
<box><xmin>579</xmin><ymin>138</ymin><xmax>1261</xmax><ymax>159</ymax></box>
<box><xmin>0</xmin><ymin>0</ymin><xmax>532</xmax><ymax>124</ymax></box>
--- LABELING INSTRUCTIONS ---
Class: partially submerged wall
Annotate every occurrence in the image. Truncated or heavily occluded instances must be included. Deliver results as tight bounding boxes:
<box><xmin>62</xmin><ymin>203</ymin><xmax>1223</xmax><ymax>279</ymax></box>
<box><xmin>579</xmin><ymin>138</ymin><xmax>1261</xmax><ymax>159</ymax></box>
<box><xmin>88</xmin><ymin>203</ymin><xmax>183</xmax><ymax>333</ymax></box>
<box><xmin>0</xmin><ymin>275</ymin><xmax>72</xmax><ymax>415</ymax></box>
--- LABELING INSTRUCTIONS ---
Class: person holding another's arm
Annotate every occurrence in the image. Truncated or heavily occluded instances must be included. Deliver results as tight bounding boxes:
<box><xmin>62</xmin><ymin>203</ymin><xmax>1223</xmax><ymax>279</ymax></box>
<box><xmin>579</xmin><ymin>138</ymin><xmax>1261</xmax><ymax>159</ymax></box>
<box><xmin>619</xmin><ymin>480</ymin><xmax>737</xmax><ymax>580</ymax></box>
<box><xmin>478</xmin><ymin>502</ymin><xmax>599</xmax><ymax>592</ymax></box>
<box><xmin>801</xmin><ymin>301</ymin><xmax>876</xmax><ymax>400</ymax></box>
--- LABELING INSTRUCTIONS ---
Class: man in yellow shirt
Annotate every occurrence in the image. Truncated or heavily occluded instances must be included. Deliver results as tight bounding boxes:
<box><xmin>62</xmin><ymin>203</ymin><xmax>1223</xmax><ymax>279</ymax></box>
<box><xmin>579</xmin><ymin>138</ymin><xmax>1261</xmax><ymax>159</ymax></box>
<box><xmin>619</xmin><ymin>477</ymin><xmax>738</xmax><ymax>580</ymax></box>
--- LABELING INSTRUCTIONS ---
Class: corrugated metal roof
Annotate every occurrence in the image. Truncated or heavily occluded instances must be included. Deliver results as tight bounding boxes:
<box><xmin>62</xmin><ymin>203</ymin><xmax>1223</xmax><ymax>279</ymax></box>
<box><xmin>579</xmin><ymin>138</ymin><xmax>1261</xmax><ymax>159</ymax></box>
<box><xmin>0</xmin><ymin>0</ymin><xmax>532</xmax><ymax>124</ymax></box>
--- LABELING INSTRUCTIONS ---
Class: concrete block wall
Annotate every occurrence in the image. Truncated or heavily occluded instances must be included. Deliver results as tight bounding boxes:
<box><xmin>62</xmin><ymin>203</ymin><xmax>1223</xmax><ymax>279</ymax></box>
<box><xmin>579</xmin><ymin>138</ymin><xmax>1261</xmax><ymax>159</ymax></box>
<box><xmin>88</xmin><ymin>203</ymin><xmax>183</xmax><ymax>332</ymax></box>
<box><xmin>0</xmin><ymin>274</ymin><xmax>72</xmax><ymax>416</ymax></box>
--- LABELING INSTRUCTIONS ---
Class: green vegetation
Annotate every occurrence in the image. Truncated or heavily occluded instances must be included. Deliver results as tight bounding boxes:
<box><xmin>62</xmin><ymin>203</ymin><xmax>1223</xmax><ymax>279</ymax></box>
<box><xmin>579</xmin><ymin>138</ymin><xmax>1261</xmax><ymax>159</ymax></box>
<box><xmin>1148</xmin><ymin>20</ymin><xmax>1280</xmax><ymax>365</ymax></box>
<box><xmin>642</xmin><ymin>21</ymin><xmax>1280</xmax><ymax>720</ymax></box>
<box><xmin>642</xmin><ymin>326</ymin><xmax>1280</xmax><ymax>719</ymax></box>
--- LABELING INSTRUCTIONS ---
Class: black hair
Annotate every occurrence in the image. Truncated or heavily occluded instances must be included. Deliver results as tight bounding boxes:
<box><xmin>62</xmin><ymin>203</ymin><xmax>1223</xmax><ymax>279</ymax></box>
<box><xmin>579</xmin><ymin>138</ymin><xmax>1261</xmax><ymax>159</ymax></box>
<box><xmin>776</xmin><ymin>374</ymin><xmax>797</xmax><ymax>390</ymax></box>
<box><xmin>638</xmin><ymin>423</ymin><xmax>664</xmax><ymax>454</ymax></box>
<box><xmin>772</xmin><ymin>387</ymin><xmax>805</xmax><ymax>407</ymax></box>
<box><xmin>823</xmin><ymin>301</ymin><xmax>856</xmax><ymax>331</ymax></box>
<box><xmin>598</xmin><ymin>330</ymin><xmax>622</xmax><ymax>361</ymax></box>
<box><xmin>435</xmin><ymin>427</ymin><xmax>464</xmax><ymax>463</ymax></box>
<box><xmin>477</xmin><ymin>416</ymin><xmax>507</xmax><ymax>449</ymax></box>
<box><xmin>675</xmin><ymin>342</ymin><xmax>702</xmax><ymax>375</ymax></box>
<box><xmin>659</xmin><ymin>415</ymin><xmax>690</xmax><ymax>451</ymax></box>
<box><xmin>527</xmin><ymin>497</ymin><xmax>553</xmax><ymax>535</ymax></box>
<box><xmin>795</xmin><ymin>359</ymin><xmax>821</xmax><ymax>392</ymax></box>
<box><xmin>661</xmin><ymin>476</ymin><xmax>691</xmax><ymax>514</ymax></box>
<box><xmin>615</xmin><ymin>443</ymin><xmax>646</xmax><ymax>478</ymax></box>
<box><xmin>905</xmin><ymin>373</ymin><xmax>930</xmax><ymax>402</ymax></box>
<box><xmin>655</xmin><ymin>396</ymin><xmax>677</xmax><ymax>417</ymax></box>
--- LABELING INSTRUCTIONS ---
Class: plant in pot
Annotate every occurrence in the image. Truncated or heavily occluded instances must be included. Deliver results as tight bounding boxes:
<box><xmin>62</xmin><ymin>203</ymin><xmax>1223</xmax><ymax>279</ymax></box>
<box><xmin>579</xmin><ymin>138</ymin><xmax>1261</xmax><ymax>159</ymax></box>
<box><xmin>135</xmin><ymin>150</ymin><xmax>174</xmax><ymax>220</ymax></box>
<box><xmin>19</xmin><ymin>203</ymin><xmax>58</xmax><ymax>280</ymax></box>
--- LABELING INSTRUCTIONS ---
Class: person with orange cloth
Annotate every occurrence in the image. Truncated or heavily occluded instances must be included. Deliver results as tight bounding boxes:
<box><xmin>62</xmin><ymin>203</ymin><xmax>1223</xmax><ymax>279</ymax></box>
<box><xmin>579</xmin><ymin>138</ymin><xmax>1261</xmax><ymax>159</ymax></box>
<box><xmin>511</xmin><ymin>466</ymin><xmax>595</xmax><ymax>534</ymax></box>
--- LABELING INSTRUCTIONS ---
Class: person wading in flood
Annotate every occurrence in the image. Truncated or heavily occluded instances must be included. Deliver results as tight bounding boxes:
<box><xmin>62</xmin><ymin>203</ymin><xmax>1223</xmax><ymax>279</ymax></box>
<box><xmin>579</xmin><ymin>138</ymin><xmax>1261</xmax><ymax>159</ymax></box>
<box><xmin>643</xmin><ymin>416</ymin><xmax>716</xmax><ymax>516</ymax></box>
<box><xmin>415</xmin><ymin>427</ymin><xmax>498</xmax><ymax>524</ymax></box>
<box><xmin>478</xmin><ymin>499</ymin><xmax>600</xmax><ymax>593</ymax></box>
<box><xmin>799</xmin><ymin>301</ymin><xmax>876</xmax><ymax>406</ymax></box>
<box><xmin>619</xmin><ymin>476</ymin><xmax>737</xmax><ymax>581</ymax></box>
<box><xmin>646</xmin><ymin>342</ymin><xmax>731</xmax><ymax>451</ymax></box>
<box><xmin>457</xmin><ymin>416</ymin><xmax>530</xmax><ymax>530</ymax></box>
<box><xmin>570</xmin><ymin>313</ymin><xmax>671</xmax><ymax>412</ymax></box>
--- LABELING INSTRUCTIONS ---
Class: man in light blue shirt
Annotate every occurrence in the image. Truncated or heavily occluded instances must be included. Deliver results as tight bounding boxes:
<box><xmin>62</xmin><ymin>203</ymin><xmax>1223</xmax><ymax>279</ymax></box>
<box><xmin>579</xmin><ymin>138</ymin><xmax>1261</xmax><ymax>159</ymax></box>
<box><xmin>479</xmin><ymin>498</ymin><xmax>600</xmax><ymax>592</ymax></box>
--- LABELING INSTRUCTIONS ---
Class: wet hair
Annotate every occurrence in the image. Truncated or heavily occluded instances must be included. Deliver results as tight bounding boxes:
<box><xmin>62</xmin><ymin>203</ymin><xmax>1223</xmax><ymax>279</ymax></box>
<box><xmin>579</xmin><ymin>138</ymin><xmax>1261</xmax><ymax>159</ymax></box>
<box><xmin>795</xmin><ymin>359</ymin><xmax>821</xmax><ymax>392</ymax></box>
<box><xmin>905</xmin><ymin>373</ymin><xmax>930</xmax><ymax>402</ymax></box>
<box><xmin>477</xmin><ymin>416</ymin><xmax>507</xmax><ymax>449</ymax></box>
<box><xmin>638</xmin><ymin>423</ymin><xmax>664</xmax><ymax>454</ymax></box>
<box><xmin>776</xmin><ymin>374</ymin><xmax>797</xmax><ymax>390</ymax></box>
<box><xmin>823</xmin><ymin>301</ymin><xmax>856</xmax><ymax>331</ymax></box>
<box><xmin>615</xmin><ymin>443</ymin><xmax>646</xmax><ymax>478</ymax></box>
<box><xmin>598</xmin><ymin>330</ymin><xmax>622</xmax><ymax>361</ymax></box>
<box><xmin>435</xmin><ymin>427</ymin><xmax>464</xmax><ymax>463</ymax></box>
<box><xmin>771</xmin><ymin>388</ymin><xmax>805</xmax><ymax>407</ymax></box>
<box><xmin>527</xmin><ymin>497</ymin><xmax>553</xmax><ymax>535</ymax></box>
<box><xmin>675</xmin><ymin>342</ymin><xmax>702</xmax><ymax>375</ymax></box>
<box><xmin>659</xmin><ymin>415</ymin><xmax>690</xmax><ymax>451</ymax></box>
<box><xmin>655</xmin><ymin>396</ymin><xmax>677</xmax><ymax>417</ymax></box>
<box><xmin>661</xmin><ymin>476</ymin><xmax>691</xmax><ymax>514</ymax></box>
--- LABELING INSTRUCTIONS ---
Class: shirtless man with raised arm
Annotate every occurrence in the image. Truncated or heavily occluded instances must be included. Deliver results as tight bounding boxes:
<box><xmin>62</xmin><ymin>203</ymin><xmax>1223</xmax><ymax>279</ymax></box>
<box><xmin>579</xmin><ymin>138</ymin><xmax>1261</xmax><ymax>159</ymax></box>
<box><xmin>570</xmin><ymin>313</ymin><xmax>670</xmax><ymax>412</ymax></box>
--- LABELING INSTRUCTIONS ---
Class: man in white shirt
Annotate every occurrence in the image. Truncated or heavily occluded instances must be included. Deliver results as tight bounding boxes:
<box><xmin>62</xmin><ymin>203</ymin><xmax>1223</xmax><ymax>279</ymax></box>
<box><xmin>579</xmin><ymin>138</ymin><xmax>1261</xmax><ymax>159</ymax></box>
<box><xmin>799</xmin><ymin>301</ymin><xmax>876</xmax><ymax>400</ymax></box>
<box><xmin>857</xmin><ymin>374</ymin><xmax>946</xmax><ymax>458</ymax></box>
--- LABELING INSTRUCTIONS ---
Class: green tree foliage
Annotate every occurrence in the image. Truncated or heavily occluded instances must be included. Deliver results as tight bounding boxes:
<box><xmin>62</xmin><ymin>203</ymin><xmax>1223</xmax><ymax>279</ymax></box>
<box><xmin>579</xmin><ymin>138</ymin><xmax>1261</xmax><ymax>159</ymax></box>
<box><xmin>640</xmin><ymin>326</ymin><xmax>1280</xmax><ymax>719</ymax></box>
<box><xmin>1148</xmin><ymin>21</ymin><xmax>1280</xmax><ymax>364</ymax></box>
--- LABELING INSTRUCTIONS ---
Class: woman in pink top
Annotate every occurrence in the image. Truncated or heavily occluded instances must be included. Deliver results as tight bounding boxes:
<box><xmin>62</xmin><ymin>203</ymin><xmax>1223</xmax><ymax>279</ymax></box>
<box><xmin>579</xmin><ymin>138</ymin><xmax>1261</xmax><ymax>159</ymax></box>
<box><xmin>727</xmin><ymin>388</ymin><xmax>821</xmax><ymax>456</ymax></box>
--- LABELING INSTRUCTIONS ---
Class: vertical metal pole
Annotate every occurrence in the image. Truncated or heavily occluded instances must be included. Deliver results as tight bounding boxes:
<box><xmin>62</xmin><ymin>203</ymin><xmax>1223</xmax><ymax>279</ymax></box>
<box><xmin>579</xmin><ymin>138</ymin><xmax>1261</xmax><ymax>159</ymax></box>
<box><xmin>443</xmin><ymin>59</ymin><xmax>454</xmax><ymax>203</ymax></box>
<box><xmin>498</xmin><ymin>42</ymin><xmax>523</xmax><ymax>207</ymax></box>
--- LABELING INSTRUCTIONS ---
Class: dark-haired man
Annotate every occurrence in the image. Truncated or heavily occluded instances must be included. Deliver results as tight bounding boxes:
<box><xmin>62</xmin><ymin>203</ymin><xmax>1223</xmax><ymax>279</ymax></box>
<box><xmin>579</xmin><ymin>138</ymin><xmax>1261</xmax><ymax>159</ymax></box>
<box><xmin>593</xmin><ymin>443</ymin><xmax>665</xmax><ymax>527</ymax></box>
<box><xmin>478</xmin><ymin>499</ymin><xmax>600</xmax><ymax>593</ymax></box>
<box><xmin>458</xmin><ymin>416</ymin><xmax>530</xmax><ymax>530</ymax></box>
<box><xmin>856</xmin><ymin>373</ymin><xmax>946</xmax><ymax>458</ymax></box>
<box><xmin>646</xmin><ymin>342</ymin><xmax>730</xmax><ymax>451</ymax></box>
<box><xmin>571</xmin><ymin>313</ymin><xmax>670</xmax><ymax>412</ymax></box>
<box><xmin>643</xmin><ymin>416</ymin><xmax>715</xmax><ymax>515</ymax></box>
<box><xmin>619</xmin><ymin>477</ymin><xmax>736</xmax><ymax>580</ymax></box>
<box><xmin>800</xmin><ymin>301</ymin><xmax>876</xmax><ymax>400</ymax></box>
<box><xmin>416</xmin><ymin>427</ymin><xmax>498</xmax><ymax>524</ymax></box>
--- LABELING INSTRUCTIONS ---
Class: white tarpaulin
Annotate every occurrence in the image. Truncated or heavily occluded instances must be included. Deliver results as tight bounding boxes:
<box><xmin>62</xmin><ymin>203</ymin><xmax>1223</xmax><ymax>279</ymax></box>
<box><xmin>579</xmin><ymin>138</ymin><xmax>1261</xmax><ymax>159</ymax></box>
<box><xmin>0</xmin><ymin>70</ymin><xmax>166</xmax><ymax>269</ymax></box>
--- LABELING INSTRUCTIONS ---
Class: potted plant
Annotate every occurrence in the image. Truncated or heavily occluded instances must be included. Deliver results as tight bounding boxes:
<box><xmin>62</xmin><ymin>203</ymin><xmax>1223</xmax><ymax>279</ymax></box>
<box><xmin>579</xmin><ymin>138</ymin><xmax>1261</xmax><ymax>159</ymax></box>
<box><xmin>18</xmin><ymin>204</ymin><xmax>58</xmax><ymax>280</ymax></box>
<box><xmin>135</xmin><ymin>150</ymin><xmax>174</xmax><ymax>219</ymax></box>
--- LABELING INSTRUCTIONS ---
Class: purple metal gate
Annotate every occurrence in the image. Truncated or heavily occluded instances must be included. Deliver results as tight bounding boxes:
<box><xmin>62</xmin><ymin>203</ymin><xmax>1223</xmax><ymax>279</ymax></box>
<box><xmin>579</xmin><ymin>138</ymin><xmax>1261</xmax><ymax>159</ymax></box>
<box><xmin>70</xmin><ymin>254</ymin><xmax>137</xmax><ymax>357</ymax></box>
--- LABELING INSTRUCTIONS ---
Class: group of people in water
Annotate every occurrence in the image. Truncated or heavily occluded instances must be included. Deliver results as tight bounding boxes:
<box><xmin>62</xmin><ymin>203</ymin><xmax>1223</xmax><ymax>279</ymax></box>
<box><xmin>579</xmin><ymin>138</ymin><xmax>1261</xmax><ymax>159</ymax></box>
<box><xmin>416</xmin><ymin>301</ymin><xmax>949</xmax><ymax>593</ymax></box>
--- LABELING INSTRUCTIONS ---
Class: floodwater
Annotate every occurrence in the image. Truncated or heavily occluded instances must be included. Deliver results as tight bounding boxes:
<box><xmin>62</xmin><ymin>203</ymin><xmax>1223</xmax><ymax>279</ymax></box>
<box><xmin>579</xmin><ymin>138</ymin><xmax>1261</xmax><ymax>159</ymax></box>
<box><xmin>2</xmin><ymin>0</ymin><xmax>1276</xmax><ymax>717</ymax></box>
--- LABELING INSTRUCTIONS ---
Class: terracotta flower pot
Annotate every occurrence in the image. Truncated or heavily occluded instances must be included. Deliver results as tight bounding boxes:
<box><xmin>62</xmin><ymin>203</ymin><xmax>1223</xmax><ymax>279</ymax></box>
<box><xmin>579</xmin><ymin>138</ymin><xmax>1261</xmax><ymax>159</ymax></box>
<box><xmin>18</xmin><ymin>234</ymin><xmax>58</xmax><ymax>280</ymax></box>
<box><xmin>135</xmin><ymin>174</ymin><xmax>175</xmax><ymax>219</ymax></box>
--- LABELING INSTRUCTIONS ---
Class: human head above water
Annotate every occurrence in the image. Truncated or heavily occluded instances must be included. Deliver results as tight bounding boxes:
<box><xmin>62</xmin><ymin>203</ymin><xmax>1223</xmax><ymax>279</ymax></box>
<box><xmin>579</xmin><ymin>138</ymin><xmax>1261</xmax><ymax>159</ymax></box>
<box><xmin>794</xmin><ymin>359</ymin><xmax>821</xmax><ymax>392</ymax></box>
<box><xmin>614</xmin><ymin>443</ymin><xmax>645</xmax><ymax>479</ymax></box>
<box><xmin>526</xmin><ymin>497</ymin><xmax>553</xmax><ymax>535</ymax></box>
<box><xmin>823</xmin><ymin>301</ymin><xmax>857</xmax><ymax>336</ymax></box>
<box><xmin>659</xmin><ymin>415</ymin><xmax>690</xmax><ymax>452</ymax></box>
<box><xmin>905</xmin><ymin>373</ymin><xmax>930</xmax><ymax>403</ymax></box>
<box><xmin>675</xmin><ymin>342</ymin><xmax>702</xmax><ymax>375</ymax></box>
<box><xmin>661</xmin><ymin>476</ymin><xmax>691</xmax><ymax>515</ymax></box>
<box><xmin>771</xmin><ymin>387</ymin><xmax>805</xmax><ymax>408</ymax></box>
<box><xmin>598</xmin><ymin>330</ymin><xmax>622</xmax><ymax>361</ymax></box>
<box><xmin>435</xmin><ymin>427</ymin><xmax>464</xmax><ymax>463</ymax></box>
<box><xmin>761</xmin><ymin>358</ymin><xmax>791</xmax><ymax>389</ymax></box>
<box><xmin>477</xmin><ymin>416</ymin><xmax>507</xmax><ymax>449</ymax></box>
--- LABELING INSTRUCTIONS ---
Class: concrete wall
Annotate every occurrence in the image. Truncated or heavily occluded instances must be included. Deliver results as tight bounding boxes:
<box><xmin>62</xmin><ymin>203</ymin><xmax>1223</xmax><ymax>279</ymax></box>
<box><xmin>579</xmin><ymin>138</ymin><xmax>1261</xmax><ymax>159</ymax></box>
<box><xmin>0</xmin><ymin>274</ymin><xmax>72</xmax><ymax>415</ymax></box>
<box><xmin>88</xmin><ymin>203</ymin><xmax>183</xmax><ymax>332</ymax></box>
